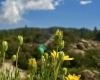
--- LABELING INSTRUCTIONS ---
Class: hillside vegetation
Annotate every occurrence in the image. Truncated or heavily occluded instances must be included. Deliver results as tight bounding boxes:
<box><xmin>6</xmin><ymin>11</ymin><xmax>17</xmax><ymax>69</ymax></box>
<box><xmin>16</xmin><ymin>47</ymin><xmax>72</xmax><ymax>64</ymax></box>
<box><xmin>0</xmin><ymin>27</ymin><xmax>100</xmax><ymax>80</ymax></box>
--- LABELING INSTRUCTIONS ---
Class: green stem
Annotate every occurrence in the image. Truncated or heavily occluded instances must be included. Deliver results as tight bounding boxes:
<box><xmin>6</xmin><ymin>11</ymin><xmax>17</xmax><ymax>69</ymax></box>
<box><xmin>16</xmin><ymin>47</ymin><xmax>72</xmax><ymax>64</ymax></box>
<box><xmin>3</xmin><ymin>51</ymin><xmax>5</xmax><ymax>65</ymax></box>
<box><xmin>16</xmin><ymin>46</ymin><xmax>20</xmax><ymax>71</ymax></box>
<box><xmin>62</xmin><ymin>75</ymin><xmax>65</xmax><ymax>80</ymax></box>
<box><xmin>53</xmin><ymin>46</ymin><xmax>60</xmax><ymax>80</ymax></box>
<box><xmin>54</xmin><ymin>61</ymin><xmax>61</xmax><ymax>80</ymax></box>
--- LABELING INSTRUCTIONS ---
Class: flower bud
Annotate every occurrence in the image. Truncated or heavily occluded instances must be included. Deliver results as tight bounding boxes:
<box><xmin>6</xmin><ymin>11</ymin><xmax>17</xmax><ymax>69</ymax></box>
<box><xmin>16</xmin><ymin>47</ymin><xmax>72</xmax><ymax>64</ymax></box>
<box><xmin>44</xmin><ymin>53</ymin><xmax>48</xmax><ymax>59</ymax></box>
<box><xmin>41</xmin><ymin>56</ymin><xmax>45</xmax><ymax>63</ymax></box>
<box><xmin>18</xmin><ymin>35</ymin><xmax>23</xmax><ymax>45</ymax></box>
<box><xmin>59</xmin><ymin>51</ymin><xmax>65</xmax><ymax>61</ymax></box>
<box><xmin>62</xmin><ymin>68</ymin><xmax>67</xmax><ymax>75</ymax></box>
<box><xmin>60</xmin><ymin>40</ymin><xmax>64</xmax><ymax>49</ymax></box>
<box><xmin>47</xmin><ymin>63</ymin><xmax>50</xmax><ymax>67</ymax></box>
<box><xmin>55</xmin><ymin>29</ymin><xmax>63</xmax><ymax>38</ymax></box>
<box><xmin>2</xmin><ymin>41</ymin><xmax>8</xmax><ymax>51</ymax></box>
<box><xmin>11</xmin><ymin>55</ymin><xmax>16</xmax><ymax>62</ymax></box>
<box><xmin>27</xmin><ymin>74</ymin><xmax>31</xmax><ymax>79</ymax></box>
<box><xmin>55</xmin><ymin>29</ymin><xmax>59</xmax><ymax>35</ymax></box>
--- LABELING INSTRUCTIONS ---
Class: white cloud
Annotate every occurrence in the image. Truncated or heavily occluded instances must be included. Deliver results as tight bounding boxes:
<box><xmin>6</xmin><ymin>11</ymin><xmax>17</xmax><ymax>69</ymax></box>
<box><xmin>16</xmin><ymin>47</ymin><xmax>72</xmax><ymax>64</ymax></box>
<box><xmin>80</xmin><ymin>0</ymin><xmax>92</xmax><ymax>5</ymax></box>
<box><xmin>0</xmin><ymin>0</ymin><xmax>63</xmax><ymax>23</ymax></box>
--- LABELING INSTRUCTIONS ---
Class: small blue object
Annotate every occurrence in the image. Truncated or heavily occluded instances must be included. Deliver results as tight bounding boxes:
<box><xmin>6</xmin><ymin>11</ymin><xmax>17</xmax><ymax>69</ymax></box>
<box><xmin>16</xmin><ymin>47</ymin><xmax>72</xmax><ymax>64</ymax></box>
<box><xmin>38</xmin><ymin>44</ymin><xmax>46</xmax><ymax>55</ymax></box>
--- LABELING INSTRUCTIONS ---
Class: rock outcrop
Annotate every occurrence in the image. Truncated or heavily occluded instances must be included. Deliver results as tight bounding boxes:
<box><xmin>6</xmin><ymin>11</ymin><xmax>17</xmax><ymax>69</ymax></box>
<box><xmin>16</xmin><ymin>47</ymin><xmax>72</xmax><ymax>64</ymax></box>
<box><xmin>68</xmin><ymin>39</ymin><xmax>100</xmax><ymax>56</ymax></box>
<box><xmin>81</xmin><ymin>69</ymin><xmax>100</xmax><ymax>80</ymax></box>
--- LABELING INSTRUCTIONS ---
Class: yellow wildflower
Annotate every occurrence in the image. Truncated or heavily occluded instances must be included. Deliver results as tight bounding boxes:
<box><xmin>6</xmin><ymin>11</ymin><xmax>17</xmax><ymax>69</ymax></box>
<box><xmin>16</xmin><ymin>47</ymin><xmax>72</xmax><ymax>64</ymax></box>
<box><xmin>51</xmin><ymin>50</ymin><xmax>59</xmax><ymax>59</ymax></box>
<box><xmin>65</xmin><ymin>74</ymin><xmax>81</xmax><ymax>80</ymax></box>
<box><xmin>63</xmin><ymin>55</ymin><xmax>74</xmax><ymax>61</ymax></box>
<box><xmin>28</xmin><ymin>58</ymin><xmax>37</xmax><ymax>68</ymax></box>
<box><xmin>55</xmin><ymin>29</ymin><xmax>63</xmax><ymax>36</ymax></box>
<box><xmin>51</xmin><ymin>50</ymin><xmax>74</xmax><ymax>61</ymax></box>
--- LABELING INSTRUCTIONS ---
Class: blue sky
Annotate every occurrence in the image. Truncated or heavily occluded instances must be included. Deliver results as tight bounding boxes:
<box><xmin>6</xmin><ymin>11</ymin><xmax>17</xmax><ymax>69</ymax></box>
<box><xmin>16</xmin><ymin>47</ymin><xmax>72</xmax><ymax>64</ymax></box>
<box><xmin>0</xmin><ymin>0</ymin><xmax>100</xmax><ymax>29</ymax></box>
